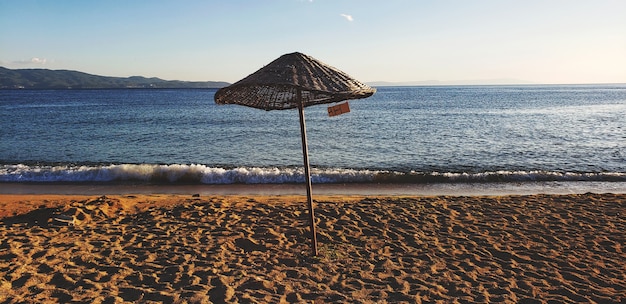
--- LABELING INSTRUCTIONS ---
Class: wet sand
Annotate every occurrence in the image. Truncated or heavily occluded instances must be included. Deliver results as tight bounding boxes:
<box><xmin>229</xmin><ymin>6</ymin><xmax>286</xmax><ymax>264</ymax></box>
<box><xmin>1</xmin><ymin>193</ymin><xmax>624</xmax><ymax>303</ymax></box>
<box><xmin>2</xmin><ymin>181</ymin><xmax>626</xmax><ymax>196</ymax></box>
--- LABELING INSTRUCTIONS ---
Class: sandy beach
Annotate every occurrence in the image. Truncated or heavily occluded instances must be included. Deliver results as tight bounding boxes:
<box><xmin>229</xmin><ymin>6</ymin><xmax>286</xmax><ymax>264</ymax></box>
<box><xmin>1</xmin><ymin>193</ymin><xmax>624</xmax><ymax>303</ymax></box>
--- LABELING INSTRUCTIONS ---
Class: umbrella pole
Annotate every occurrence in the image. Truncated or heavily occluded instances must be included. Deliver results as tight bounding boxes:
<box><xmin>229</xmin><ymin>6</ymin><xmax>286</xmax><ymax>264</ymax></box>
<box><xmin>297</xmin><ymin>101</ymin><xmax>318</xmax><ymax>257</ymax></box>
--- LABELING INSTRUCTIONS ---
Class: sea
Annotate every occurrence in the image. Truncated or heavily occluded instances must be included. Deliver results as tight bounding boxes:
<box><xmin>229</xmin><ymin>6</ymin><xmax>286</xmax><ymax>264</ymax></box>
<box><xmin>1</xmin><ymin>85</ymin><xmax>625</xmax><ymax>194</ymax></box>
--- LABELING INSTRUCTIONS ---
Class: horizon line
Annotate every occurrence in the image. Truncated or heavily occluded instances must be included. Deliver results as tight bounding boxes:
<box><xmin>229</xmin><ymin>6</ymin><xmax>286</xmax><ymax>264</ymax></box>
<box><xmin>2</xmin><ymin>66</ymin><xmax>624</xmax><ymax>87</ymax></box>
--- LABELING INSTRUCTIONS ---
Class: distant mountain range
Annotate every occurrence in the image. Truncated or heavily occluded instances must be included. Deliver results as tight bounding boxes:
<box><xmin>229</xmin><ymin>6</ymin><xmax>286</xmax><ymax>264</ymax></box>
<box><xmin>0</xmin><ymin>67</ymin><xmax>230</xmax><ymax>89</ymax></box>
<box><xmin>1</xmin><ymin>66</ymin><xmax>539</xmax><ymax>90</ymax></box>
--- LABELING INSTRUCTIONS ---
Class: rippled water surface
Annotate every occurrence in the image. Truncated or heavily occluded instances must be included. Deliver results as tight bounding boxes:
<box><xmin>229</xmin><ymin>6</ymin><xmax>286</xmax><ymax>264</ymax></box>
<box><xmin>1</xmin><ymin>85</ymin><xmax>625</xmax><ymax>184</ymax></box>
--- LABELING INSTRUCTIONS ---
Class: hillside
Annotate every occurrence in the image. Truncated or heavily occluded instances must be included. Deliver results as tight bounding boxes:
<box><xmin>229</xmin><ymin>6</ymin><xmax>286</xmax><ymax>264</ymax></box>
<box><xmin>0</xmin><ymin>67</ymin><xmax>230</xmax><ymax>89</ymax></box>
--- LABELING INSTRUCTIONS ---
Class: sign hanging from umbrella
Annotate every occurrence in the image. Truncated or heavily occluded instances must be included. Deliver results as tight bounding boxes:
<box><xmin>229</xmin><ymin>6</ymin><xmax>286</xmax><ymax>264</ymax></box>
<box><xmin>214</xmin><ymin>52</ymin><xmax>375</xmax><ymax>256</ymax></box>
<box><xmin>327</xmin><ymin>101</ymin><xmax>351</xmax><ymax>117</ymax></box>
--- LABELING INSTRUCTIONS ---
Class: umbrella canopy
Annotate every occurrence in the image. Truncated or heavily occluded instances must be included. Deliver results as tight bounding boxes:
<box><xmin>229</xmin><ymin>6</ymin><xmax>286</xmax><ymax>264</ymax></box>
<box><xmin>214</xmin><ymin>52</ymin><xmax>375</xmax><ymax>256</ymax></box>
<box><xmin>214</xmin><ymin>52</ymin><xmax>375</xmax><ymax>110</ymax></box>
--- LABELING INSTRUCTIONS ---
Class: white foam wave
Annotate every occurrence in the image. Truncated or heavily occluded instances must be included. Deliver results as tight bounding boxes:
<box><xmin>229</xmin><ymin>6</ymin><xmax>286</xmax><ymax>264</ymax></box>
<box><xmin>388</xmin><ymin>170</ymin><xmax>626</xmax><ymax>182</ymax></box>
<box><xmin>0</xmin><ymin>164</ymin><xmax>378</xmax><ymax>184</ymax></box>
<box><xmin>436</xmin><ymin>170</ymin><xmax>626</xmax><ymax>182</ymax></box>
<box><xmin>1</xmin><ymin>164</ymin><xmax>624</xmax><ymax>184</ymax></box>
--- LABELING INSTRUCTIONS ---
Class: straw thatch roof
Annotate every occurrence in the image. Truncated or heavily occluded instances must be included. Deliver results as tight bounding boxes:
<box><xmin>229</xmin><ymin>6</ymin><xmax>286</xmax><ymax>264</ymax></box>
<box><xmin>214</xmin><ymin>52</ymin><xmax>375</xmax><ymax>110</ymax></box>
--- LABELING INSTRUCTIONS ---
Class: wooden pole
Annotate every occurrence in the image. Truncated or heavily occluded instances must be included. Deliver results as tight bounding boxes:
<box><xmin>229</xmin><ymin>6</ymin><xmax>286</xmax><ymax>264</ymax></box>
<box><xmin>297</xmin><ymin>97</ymin><xmax>318</xmax><ymax>256</ymax></box>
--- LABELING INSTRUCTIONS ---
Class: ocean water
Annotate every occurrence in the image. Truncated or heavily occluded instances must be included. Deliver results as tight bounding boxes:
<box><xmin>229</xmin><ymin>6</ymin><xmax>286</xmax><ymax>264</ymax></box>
<box><xmin>1</xmin><ymin>85</ymin><xmax>625</xmax><ymax>185</ymax></box>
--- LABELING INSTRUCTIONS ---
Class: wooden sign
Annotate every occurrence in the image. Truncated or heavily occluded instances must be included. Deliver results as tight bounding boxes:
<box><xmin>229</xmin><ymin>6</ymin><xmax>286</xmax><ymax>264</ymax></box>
<box><xmin>327</xmin><ymin>102</ymin><xmax>350</xmax><ymax>117</ymax></box>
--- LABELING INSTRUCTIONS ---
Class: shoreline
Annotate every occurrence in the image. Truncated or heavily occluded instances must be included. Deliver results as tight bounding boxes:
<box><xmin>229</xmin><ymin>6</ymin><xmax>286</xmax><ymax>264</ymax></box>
<box><xmin>2</xmin><ymin>181</ymin><xmax>626</xmax><ymax>196</ymax></box>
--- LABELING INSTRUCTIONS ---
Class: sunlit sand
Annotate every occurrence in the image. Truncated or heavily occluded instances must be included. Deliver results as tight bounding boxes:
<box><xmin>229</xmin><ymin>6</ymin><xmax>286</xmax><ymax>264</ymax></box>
<box><xmin>1</xmin><ymin>193</ymin><xmax>624</xmax><ymax>302</ymax></box>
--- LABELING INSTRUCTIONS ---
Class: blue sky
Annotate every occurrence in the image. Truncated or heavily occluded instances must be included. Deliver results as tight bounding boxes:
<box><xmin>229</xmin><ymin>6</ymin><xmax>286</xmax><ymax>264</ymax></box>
<box><xmin>1</xmin><ymin>0</ymin><xmax>625</xmax><ymax>84</ymax></box>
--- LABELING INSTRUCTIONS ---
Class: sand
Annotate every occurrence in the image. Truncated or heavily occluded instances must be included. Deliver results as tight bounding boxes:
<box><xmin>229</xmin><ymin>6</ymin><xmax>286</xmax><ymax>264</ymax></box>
<box><xmin>0</xmin><ymin>193</ymin><xmax>624</xmax><ymax>303</ymax></box>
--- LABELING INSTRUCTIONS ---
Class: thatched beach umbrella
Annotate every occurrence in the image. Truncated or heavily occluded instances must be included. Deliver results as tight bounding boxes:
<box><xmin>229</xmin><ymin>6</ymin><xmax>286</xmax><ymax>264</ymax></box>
<box><xmin>214</xmin><ymin>52</ymin><xmax>375</xmax><ymax>255</ymax></box>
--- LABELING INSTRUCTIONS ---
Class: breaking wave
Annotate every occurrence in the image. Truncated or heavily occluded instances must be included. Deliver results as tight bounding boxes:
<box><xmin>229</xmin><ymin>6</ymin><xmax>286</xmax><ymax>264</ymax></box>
<box><xmin>1</xmin><ymin>164</ymin><xmax>625</xmax><ymax>184</ymax></box>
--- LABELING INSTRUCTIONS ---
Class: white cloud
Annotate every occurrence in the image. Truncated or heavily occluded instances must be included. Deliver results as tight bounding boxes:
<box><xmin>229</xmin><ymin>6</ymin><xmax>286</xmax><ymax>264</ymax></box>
<box><xmin>13</xmin><ymin>57</ymin><xmax>48</xmax><ymax>65</ymax></box>
<box><xmin>340</xmin><ymin>14</ymin><xmax>353</xmax><ymax>22</ymax></box>
<box><xmin>30</xmin><ymin>57</ymin><xmax>47</xmax><ymax>64</ymax></box>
